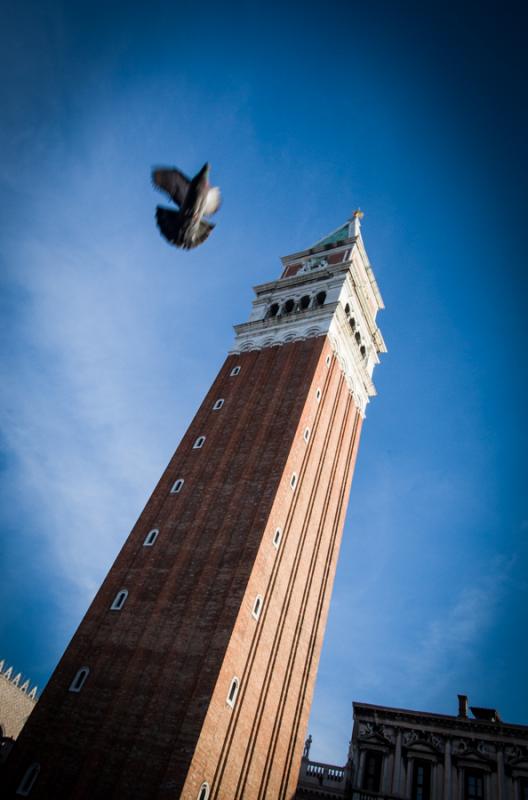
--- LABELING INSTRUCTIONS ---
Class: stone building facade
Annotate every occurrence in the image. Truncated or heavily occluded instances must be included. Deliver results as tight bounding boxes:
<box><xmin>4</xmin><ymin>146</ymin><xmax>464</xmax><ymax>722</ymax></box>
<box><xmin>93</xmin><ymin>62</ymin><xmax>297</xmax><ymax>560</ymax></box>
<box><xmin>4</xmin><ymin>213</ymin><xmax>385</xmax><ymax>799</ymax></box>
<box><xmin>296</xmin><ymin>696</ymin><xmax>528</xmax><ymax>800</ymax></box>
<box><xmin>0</xmin><ymin>661</ymin><xmax>37</xmax><ymax>764</ymax></box>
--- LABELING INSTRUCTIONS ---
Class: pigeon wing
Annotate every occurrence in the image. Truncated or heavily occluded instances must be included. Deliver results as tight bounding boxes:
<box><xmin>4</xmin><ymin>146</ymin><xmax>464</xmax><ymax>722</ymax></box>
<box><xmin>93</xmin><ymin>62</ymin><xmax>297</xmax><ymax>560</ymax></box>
<box><xmin>155</xmin><ymin>206</ymin><xmax>184</xmax><ymax>245</ymax></box>
<box><xmin>202</xmin><ymin>186</ymin><xmax>221</xmax><ymax>216</ymax></box>
<box><xmin>152</xmin><ymin>168</ymin><xmax>191</xmax><ymax>207</ymax></box>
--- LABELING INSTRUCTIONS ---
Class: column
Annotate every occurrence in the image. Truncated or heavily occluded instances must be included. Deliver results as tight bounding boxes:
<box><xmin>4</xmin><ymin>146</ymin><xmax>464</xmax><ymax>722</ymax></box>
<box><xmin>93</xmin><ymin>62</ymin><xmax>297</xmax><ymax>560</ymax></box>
<box><xmin>497</xmin><ymin>749</ymin><xmax>505</xmax><ymax>800</ymax></box>
<box><xmin>358</xmin><ymin>750</ymin><xmax>366</xmax><ymax>790</ymax></box>
<box><xmin>382</xmin><ymin>751</ymin><xmax>394</xmax><ymax>794</ymax></box>
<box><xmin>443</xmin><ymin>740</ymin><xmax>452</xmax><ymax>800</ymax></box>
<box><xmin>405</xmin><ymin>757</ymin><xmax>413</xmax><ymax>797</ymax></box>
<box><xmin>392</xmin><ymin>730</ymin><xmax>402</xmax><ymax>794</ymax></box>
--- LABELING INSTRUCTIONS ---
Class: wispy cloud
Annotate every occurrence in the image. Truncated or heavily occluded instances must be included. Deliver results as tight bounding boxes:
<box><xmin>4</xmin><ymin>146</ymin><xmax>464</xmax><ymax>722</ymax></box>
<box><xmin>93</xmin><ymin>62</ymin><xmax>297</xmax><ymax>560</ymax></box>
<box><xmin>402</xmin><ymin>558</ymin><xmax>513</xmax><ymax>696</ymax></box>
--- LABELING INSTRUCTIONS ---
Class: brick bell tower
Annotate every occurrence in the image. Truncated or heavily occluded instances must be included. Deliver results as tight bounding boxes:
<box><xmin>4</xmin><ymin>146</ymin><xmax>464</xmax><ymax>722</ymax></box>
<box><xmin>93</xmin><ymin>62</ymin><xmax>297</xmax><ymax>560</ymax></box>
<box><xmin>5</xmin><ymin>212</ymin><xmax>385</xmax><ymax>799</ymax></box>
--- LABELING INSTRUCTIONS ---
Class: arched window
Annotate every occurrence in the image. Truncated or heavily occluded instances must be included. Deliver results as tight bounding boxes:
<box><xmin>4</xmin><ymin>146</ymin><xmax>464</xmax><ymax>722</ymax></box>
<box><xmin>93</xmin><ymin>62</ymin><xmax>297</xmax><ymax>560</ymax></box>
<box><xmin>350</xmin><ymin>317</ymin><xmax>356</xmax><ymax>331</ymax></box>
<box><xmin>315</xmin><ymin>291</ymin><xmax>326</xmax><ymax>306</ymax></box>
<box><xmin>16</xmin><ymin>762</ymin><xmax>40</xmax><ymax>796</ymax></box>
<box><xmin>193</xmin><ymin>436</ymin><xmax>206</xmax><ymax>449</ymax></box>
<box><xmin>283</xmin><ymin>299</ymin><xmax>295</xmax><ymax>314</ymax></box>
<box><xmin>171</xmin><ymin>478</ymin><xmax>184</xmax><ymax>494</ymax></box>
<box><xmin>227</xmin><ymin>677</ymin><xmax>239</xmax><ymax>707</ymax></box>
<box><xmin>355</xmin><ymin>331</ymin><xmax>361</xmax><ymax>345</ymax></box>
<box><xmin>143</xmin><ymin>528</ymin><xmax>159</xmax><ymax>546</ymax></box>
<box><xmin>299</xmin><ymin>295</ymin><xmax>311</xmax><ymax>310</ymax></box>
<box><xmin>268</xmin><ymin>303</ymin><xmax>279</xmax><ymax>318</ymax></box>
<box><xmin>290</xmin><ymin>473</ymin><xmax>297</xmax><ymax>490</ymax></box>
<box><xmin>197</xmin><ymin>782</ymin><xmax>210</xmax><ymax>800</ymax></box>
<box><xmin>252</xmin><ymin>595</ymin><xmax>263</xmax><ymax>620</ymax></box>
<box><xmin>360</xmin><ymin>345</ymin><xmax>366</xmax><ymax>358</ymax></box>
<box><xmin>110</xmin><ymin>589</ymin><xmax>128</xmax><ymax>611</ymax></box>
<box><xmin>303</xmin><ymin>428</ymin><xmax>310</xmax><ymax>443</ymax></box>
<box><xmin>230</xmin><ymin>365</ymin><xmax>241</xmax><ymax>376</ymax></box>
<box><xmin>69</xmin><ymin>667</ymin><xmax>89</xmax><ymax>693</ymax></box>
<box><xmin>213</xmin><ymin>398</ymin><xmax>224</xmax><ymax>410</ymax></box>
<box><xmin>344</xmin><ymin>303</ymin><xmax>350</xmax><ymax>315</ymax></box>
<box><xmin>326</xmin><ymin>354</ymin><xmax>331</xmax><ymax>367</ymax></box>
<box><xmin>273</xmin><ymin>528</ymin><xmax>282</xmax><ymax>548</ymax></box>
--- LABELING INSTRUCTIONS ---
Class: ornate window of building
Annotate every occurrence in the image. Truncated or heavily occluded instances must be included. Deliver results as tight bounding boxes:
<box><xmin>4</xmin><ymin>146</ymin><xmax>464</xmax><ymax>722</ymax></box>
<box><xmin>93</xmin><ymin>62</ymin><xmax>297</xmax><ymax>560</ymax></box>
<box><xmin>411</xmin><ymin>760</ymin><xmax>432</xmax><ymax>800</ymax></box>
<box><xmin>16</xmin><ymin>762</ymin><xmax>40</xmax><ymax>796</ymax></box>
<box><xmin>464</xmin><ymin>770</ymin><xmax>484</xmax><ymax>799</ymax></box>
<box><xmin>362</xmin><ymin>750</ymin><xmax>382</xmax><ymax>792</ymax></box>
<box><xmin>69</xmin><ymin>667</ymin><xmax>89</xmax><ymax>693</ymax></box>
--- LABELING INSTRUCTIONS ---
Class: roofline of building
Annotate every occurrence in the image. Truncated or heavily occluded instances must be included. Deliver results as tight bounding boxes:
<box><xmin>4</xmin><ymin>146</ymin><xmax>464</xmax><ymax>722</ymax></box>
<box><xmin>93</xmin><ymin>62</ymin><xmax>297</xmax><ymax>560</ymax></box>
<box><xmin>352</xmin><ymin>701</ymin><xmax>528</xmax><ymax>735</ymax></box>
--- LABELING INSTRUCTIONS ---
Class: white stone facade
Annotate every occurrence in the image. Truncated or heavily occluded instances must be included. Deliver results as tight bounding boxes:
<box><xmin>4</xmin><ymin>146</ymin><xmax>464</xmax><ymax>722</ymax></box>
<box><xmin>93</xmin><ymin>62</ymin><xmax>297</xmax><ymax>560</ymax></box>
<box><xmin>230</xmin><ymin>216</ymin><xmax>386</xmax><ymax>416</ymax></box>
<box><xmin>348</xmin><ymin>699</ymin><xmax>528</xmax><ymax>799</ymax></box>
<box><xmin>296</xmin><ymin>698</ymin><xmax>528</xmax><ymax>800</ymax></box>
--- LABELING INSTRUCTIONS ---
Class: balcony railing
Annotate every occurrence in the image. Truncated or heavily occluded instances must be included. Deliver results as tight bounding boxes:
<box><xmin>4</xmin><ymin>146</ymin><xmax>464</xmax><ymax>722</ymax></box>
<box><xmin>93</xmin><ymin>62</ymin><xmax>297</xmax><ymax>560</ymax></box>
<box><xmin>350</xmin><ymin>790</ymin><xmax>403</xmax><ymax>800</ymax></box>
<box><xmin>305</xmin><ymin>762</ymin><xmax>345</xmax><ymax>782</ymax></box>
<box><xmin>297</xmin><ymin>758</ymin><xmax>348</xmax><ymax>795</ymax></box>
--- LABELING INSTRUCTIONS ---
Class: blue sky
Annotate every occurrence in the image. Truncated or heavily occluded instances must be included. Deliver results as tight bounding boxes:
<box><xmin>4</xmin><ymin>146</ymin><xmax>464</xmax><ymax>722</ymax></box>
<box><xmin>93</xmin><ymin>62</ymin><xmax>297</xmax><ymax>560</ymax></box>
<box><xmin>1</xmin><ymin>0</ymin><xmax>526</xmax><ymax>765</ymax></box>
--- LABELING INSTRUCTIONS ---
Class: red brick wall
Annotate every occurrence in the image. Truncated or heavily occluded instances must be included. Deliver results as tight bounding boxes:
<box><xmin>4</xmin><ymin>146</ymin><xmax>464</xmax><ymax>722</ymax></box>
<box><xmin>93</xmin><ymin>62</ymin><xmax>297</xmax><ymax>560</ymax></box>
<box><xmin>4</xmin><ymin>335</ymin><xmax>363</xmax><ymax>800</ymax></box>
<box><xmin>177</xmin><ymin>340</ymin><xmax>362</xmax><ymax>800</ymax></box>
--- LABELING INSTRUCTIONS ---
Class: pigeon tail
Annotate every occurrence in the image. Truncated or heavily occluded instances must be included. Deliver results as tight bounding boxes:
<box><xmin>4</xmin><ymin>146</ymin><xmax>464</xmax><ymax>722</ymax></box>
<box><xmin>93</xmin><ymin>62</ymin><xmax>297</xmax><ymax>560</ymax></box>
<box><xmin>155</xmin><ymin>207</ymin><xmax>215</xmax><ymax>249</ymax></box>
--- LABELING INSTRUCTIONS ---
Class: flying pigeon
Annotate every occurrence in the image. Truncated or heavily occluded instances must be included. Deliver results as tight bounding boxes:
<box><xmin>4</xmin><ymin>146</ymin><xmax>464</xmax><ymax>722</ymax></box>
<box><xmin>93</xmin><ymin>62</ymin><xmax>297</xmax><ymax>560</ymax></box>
<box><xmin>152</xmin><ymin>162</ymin><xmax>221</xmax><ymax>250</ymax></box>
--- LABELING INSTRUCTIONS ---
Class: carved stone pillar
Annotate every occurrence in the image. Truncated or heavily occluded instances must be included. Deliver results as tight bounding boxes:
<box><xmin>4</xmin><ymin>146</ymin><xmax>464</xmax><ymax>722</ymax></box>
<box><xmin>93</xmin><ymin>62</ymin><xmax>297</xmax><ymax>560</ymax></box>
<box><xmin>392</xmin><ymin>730</ymin><xmax>402</xmax><ymax>794</ymax></box>
<box><xmin>443</xmin><ymin>740</ymin><xmax>452</xmax><ymax>800</ymax></box>
<box><xmin>382</xmin><ymin>751</ymin><xmax>394</xmax><ymax>793</ymax></box>
<box><xmin>497</xmin><ymin>748</ymin><xmax>505</xmax><ymax>800</ymax></box>
<box><xmin>358</xmin><ymin>749</ymin><xmax>366</xmax><ymax>789</ymax></box>
<box><xmin>405</xmin><ymin>757</ymin><xmax>413</xmax><ymax>797</ymax></box>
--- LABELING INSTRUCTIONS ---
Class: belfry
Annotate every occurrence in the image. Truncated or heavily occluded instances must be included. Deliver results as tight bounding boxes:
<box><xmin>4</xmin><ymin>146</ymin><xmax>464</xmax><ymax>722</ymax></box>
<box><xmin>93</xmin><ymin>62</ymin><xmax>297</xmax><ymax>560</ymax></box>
<box><xmin>5</xmin><ymin>213</ymin><xmax>385</xmax><ymax>799</ymax></box>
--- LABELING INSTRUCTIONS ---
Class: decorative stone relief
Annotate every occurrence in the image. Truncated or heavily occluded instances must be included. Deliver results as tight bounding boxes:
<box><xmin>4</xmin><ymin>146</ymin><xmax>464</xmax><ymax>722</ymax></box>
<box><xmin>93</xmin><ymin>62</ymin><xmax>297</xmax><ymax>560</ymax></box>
<box><xmin>403</xmin><ymin>731</ymin><xmax>419</xmax><ymax>747</ymax></box>
<box><xmin>299</xmin><ymin>257</ymin><xmax>328</xmax><ymax>275</ymax></box>
<box><xmin>382</xmin><ymin>726</ymin><xmax>396</xmax><ymax>744</ymax></box>
<box><xmin>505</xmin><ymin>744</ymin><xmax>528</xmax><ymax>765</ymax></box>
